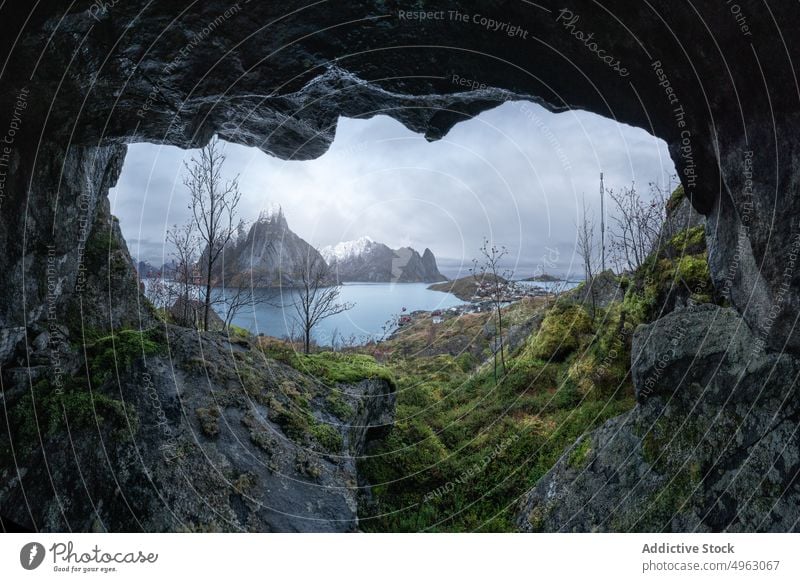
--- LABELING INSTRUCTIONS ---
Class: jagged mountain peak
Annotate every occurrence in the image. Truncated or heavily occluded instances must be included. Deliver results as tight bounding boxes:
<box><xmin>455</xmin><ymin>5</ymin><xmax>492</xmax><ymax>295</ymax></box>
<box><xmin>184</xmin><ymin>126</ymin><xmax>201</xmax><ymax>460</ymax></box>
<box><xmin>323</xmin><ymin>237</ymin><xmax>447</xmax><ymax>283</ymax></box>
<box><xmin>256</xmin><ymin>204</ymin><xmax>287</xmax><ymax>227</ymax></box>
<box><xmin>212</xmin><ymin>207</ymin><xmax>323</xmax><ymax>287</ymax></box>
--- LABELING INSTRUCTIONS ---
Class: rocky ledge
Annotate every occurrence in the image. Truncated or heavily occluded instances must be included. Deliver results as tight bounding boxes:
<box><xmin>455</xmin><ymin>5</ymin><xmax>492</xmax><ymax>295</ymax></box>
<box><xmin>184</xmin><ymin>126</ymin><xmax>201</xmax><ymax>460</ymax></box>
<box><xmin>0</xmin><ymin>327</ymin><xmax>396</xmax><ymax>532</ymax></box>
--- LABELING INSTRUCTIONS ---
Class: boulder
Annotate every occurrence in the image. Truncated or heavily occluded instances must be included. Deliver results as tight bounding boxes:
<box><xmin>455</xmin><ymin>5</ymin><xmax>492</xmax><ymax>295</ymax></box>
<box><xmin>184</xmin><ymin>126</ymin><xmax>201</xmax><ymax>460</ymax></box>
<box><xmin>518</xmin><ymin>305</ymin><xmax>800</xmax><ymax>532</ymax></box>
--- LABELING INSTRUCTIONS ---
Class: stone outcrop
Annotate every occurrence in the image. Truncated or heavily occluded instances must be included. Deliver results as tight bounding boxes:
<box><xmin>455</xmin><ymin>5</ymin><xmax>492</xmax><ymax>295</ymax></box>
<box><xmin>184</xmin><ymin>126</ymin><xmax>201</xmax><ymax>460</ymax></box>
<box><xmin>517</xmin><ymin>305</ymin><xmax>800</xmax><ymax>532</ymax></box>
<box><xmin>0</xmin><ymin>327</ymin><xmax>396</xmax><ymax>532</ymax></box>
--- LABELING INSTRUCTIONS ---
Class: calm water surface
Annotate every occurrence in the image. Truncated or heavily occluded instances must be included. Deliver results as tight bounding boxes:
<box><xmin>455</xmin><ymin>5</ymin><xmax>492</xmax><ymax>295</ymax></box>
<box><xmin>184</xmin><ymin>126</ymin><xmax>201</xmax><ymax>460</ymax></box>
<box><xmin>220</xmin><ymin>282</ymin><xmax>464</xmax><ymax>346</ymax></box>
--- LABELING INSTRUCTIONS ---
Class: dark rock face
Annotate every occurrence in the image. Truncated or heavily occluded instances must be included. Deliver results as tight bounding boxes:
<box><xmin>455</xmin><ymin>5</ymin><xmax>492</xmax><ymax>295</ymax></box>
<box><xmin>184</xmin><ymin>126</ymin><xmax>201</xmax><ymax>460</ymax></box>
<box><xmin>517</xmin><ymin>305</ymin><xmax>800</xmax><ymax>532</ymax></box>
<box><xmin>0</xmin><ymin>327</ymin><xmax>396</xmax><ymax>532</ymax></box>
<box><xmin>0</xmin><ymin>143</ymin><xmax>133</xmax><ymax>343</ymax></box>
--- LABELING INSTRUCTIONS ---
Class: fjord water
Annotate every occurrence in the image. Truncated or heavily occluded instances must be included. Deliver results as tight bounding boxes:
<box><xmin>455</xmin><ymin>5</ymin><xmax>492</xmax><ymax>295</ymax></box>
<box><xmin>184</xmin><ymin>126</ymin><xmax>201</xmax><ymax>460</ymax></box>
<box><xmin>222</xmin><ymin>282</ymin><xmax>464</xmax><ymax>346</ymax></box>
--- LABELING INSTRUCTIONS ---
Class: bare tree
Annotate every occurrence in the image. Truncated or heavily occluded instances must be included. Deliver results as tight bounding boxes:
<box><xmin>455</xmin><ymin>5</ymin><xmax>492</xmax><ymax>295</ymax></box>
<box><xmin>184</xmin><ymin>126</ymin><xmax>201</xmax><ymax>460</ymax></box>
<box><xmin>471</xmin><ymin>238</ymin><xmax>515</xmax><ymax>383</ymax></box>
<box><xmin>292</xmin><ymin>250</ymin><xmax>354</xmax><ymax>355</ymax></box>
<box><xmin>576</xmin><ymin>196</ymin><xmax>598</xmax><ymax>318</ymax></box>
<box><xmin>608</xmin><ymin>182</ymin><xmax>666</xmax><ymax>273</ymax></box>
<box><xmin>166</xmin><ymin>220</ymin><xmax>200</xmax><ymax>327</ymax></box>
<box><xmin>217</xmin><ymin>272</ymin><xmax>273</xmax><ymax>329</ymax></box>
<box><xmin>144</xmin><ymin>269</ymin><xmax>174</xmax><ymax>311</ymax></box>
<box><xmin>184</xmin><ymin>136</ymin><xmax>243</xmax><ymax>331</ymax></box>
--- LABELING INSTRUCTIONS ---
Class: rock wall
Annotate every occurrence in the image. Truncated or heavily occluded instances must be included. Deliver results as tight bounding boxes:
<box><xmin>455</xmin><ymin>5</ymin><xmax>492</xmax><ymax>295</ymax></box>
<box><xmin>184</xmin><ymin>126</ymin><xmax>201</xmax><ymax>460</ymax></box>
<box><xmin>1</xmin><ymin>328</ymin><xmax>396</xmax><ymax>532</ymax></box>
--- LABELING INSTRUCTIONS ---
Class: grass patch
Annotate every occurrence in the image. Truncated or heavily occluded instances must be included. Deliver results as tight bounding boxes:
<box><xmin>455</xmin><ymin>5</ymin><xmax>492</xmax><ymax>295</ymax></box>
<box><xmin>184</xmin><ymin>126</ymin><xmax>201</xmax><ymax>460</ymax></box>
<box><xmin>257</xmin><ymin>342</ymin><xmax>396</xmax><ymax>392</ymax></box>
<box><xmin>358</xmin><ymin>305</ymin><xmax>637</xmax><ymax>532</ymax></box>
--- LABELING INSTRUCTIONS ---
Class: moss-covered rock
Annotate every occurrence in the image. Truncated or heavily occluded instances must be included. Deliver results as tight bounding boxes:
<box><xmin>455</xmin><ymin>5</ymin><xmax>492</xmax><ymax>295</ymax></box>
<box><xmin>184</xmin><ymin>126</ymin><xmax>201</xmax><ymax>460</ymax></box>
<box><xmin>525</xmin><ymin>303</ymin><xmax>593</xmax><ymax>361</ymax></box>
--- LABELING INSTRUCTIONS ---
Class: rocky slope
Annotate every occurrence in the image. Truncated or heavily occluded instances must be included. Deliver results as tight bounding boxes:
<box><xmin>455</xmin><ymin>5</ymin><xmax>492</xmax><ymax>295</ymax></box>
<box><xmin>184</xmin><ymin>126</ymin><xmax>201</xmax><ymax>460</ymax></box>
<box><xmin>0</xmin><ymin>327</ymin><xmax>396</xmax><ymax>532</ymax></box>
<box><xmin>321</xmin><ymin>237</ymin><xmax>446</xmax><ymax>283</ymax></box>
<box><xmin>518</xmin><ymin>305</ymin><xmax>800</xmax><ymax>532</ymax></box>
<box><xmin>211</xmin><ymin>207</ymin><xmax>327</xmax><ymax>287</ymax></box>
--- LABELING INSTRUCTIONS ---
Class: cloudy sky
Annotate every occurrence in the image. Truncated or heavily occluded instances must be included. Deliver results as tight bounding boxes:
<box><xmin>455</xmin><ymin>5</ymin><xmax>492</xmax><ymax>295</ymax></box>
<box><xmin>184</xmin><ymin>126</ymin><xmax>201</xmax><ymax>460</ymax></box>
<box><xmin>110</xmin><ymin>100</ymin><xmax>675</xmax><ymax>279</ymax></box>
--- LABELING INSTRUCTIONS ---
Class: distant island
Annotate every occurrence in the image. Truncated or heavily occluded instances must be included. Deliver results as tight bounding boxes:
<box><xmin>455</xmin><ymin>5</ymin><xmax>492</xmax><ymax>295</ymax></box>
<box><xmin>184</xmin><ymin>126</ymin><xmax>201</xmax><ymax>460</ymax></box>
<box><xmin>523</xmin><ymin>273</ymin><xmax>561</xmax><ymax>282</ymax></box>
<box><xmin>428</xmin><ymin>274</ymin><xmax>507</xmax><ymax>302</ymax></box>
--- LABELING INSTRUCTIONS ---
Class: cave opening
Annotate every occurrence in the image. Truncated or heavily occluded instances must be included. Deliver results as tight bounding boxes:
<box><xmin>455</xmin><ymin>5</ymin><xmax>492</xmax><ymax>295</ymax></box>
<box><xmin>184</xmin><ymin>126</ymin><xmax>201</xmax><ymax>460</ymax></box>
<box><xmin>3</xmin><ymin>1</ymin><xmax>798</xmax><ymax>535</ymax></box>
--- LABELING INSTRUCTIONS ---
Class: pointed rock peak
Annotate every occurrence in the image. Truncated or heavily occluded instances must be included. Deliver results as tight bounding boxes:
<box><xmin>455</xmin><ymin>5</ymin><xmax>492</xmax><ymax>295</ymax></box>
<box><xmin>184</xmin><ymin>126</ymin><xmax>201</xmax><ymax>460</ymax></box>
<box><xmin>257</xmin><ymin>203</ymin><xmax>287</xmax><ymax>226</ymax></box>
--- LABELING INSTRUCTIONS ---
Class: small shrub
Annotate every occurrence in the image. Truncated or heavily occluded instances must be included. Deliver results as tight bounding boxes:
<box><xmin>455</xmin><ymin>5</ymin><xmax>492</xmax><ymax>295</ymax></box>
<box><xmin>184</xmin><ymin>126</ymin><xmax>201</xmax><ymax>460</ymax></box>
<box><xmin>196</xmin><ymin>406</ymin><xmax>221</xmax><ymax>438</ymax></box>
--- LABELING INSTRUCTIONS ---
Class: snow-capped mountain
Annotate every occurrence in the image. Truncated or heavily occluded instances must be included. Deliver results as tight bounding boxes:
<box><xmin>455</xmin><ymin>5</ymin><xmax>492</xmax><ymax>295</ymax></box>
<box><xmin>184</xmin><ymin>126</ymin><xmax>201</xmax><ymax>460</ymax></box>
<box><xmin>322</xmin><ymin>237</ymin><xmax>447</xmax><ymax>283</ymax></box>
<box><xmin>320</xmin><ymin>236</ymin><xmax>375</xmax><ymax>263</ymax></box>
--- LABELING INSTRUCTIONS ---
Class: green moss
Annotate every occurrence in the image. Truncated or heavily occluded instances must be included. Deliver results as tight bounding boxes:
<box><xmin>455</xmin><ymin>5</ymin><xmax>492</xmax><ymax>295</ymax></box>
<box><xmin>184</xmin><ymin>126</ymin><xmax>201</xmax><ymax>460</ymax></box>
<box><xmin>525</xmin><ymin>303</ymin><xmax>593</xmax><ymax>361</ymax></box>
<box><xmin>567</xmin><ymin>437</ymin><xmax>593</xmax><ymax>469</ymax></box>
<box><xmin>228</xmin><ymin>324</ymin><xmax>250</xmax><ymax>338</ymax></box>
<box><xmin>310</xmin><ymin>422</ymin><xmax>343</xmax><ymax>453</ymax></box>
<box><xmin>674</xmin><ymin>254</ymin><xmax>710</xmax><ymax>285</ymax></box>
<box><xmin>84</xmin><ymin>328</ymin><xmax>164</xmax><ymax>387</ymax></box>
<box><xmin>668</xmin><ymin>225</ymin><xmax>705</xmax><ymax>253</ymax></box>
<box><xmin>267</xmin><ymin>398</ymin><xmax>312</xmax><ymax>442</ymax></box>
<box><xmin>325</xmin><ymin>390</ymin><xmax>354</xmax><ymax>419</ymax></box>
<box><xmin>10</xmin><ymin>378</ymin><xmax>138</xmax><ymax>453</ymax></box>
<box><xmin>271</xmin><ymin>350</ymin><xmax>397</xmax><ymax>392</ymax></box>
<box><xmin>666</xmin><ymin>184</ymin><xmax>685</xmax><ymax>213</ymax></box>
